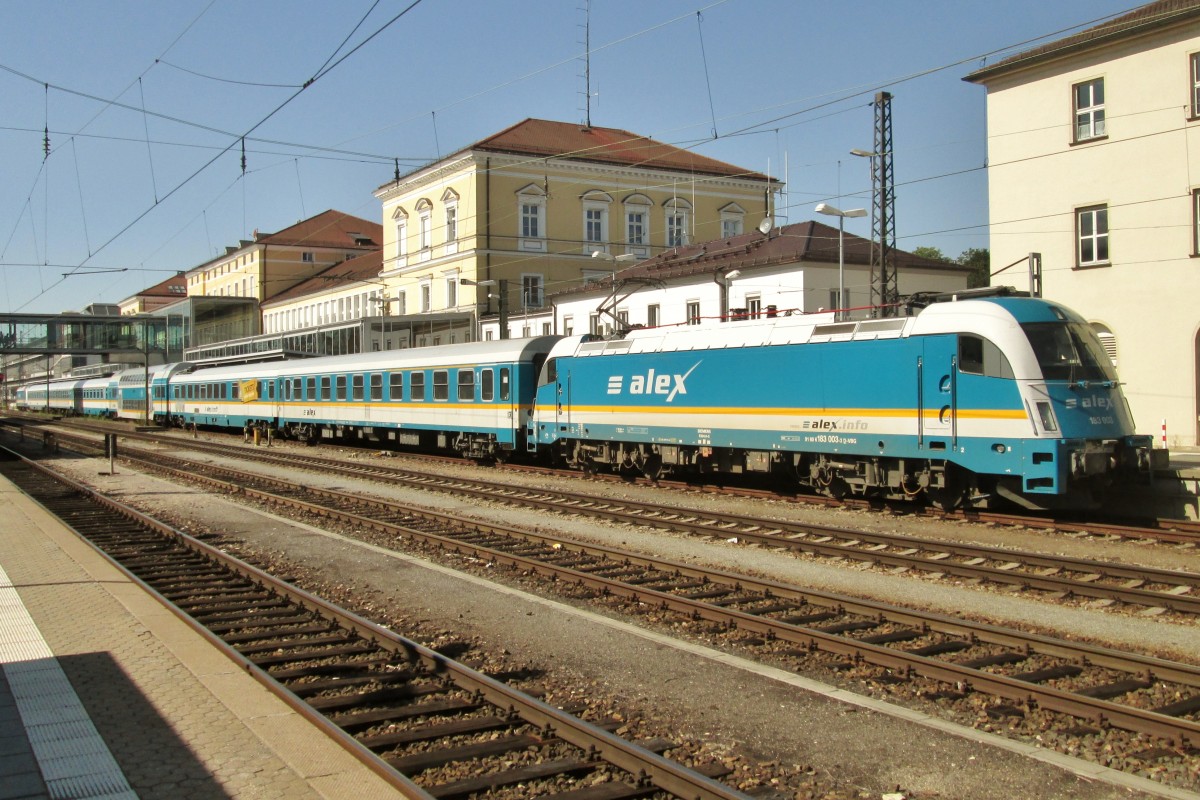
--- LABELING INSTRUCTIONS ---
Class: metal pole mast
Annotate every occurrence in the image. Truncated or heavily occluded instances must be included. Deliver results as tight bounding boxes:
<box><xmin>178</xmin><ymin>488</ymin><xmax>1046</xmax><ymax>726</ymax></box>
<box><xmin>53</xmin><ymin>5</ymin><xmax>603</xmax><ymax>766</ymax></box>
<box><xmin>869</xmin><ymin>91</ymin><xmax>898</xmax><ymax>316</ymax></box>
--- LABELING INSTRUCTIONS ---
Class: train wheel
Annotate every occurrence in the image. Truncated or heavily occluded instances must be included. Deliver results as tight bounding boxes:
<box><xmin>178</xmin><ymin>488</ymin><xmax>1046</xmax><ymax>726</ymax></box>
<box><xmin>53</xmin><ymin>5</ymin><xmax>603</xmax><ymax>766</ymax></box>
<box><xmin>927</xmin><ymin>465</ymin><xmax>966</xmax><ymax>511</ymax></box>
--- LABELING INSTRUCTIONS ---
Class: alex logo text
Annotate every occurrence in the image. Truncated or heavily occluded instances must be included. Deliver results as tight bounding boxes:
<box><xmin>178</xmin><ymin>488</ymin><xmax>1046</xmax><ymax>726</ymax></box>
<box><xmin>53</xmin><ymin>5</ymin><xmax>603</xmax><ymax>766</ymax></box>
<box><xmin>606</xmin><ymin>362</ymin><xmax>701</xmax><ymax>403</ymax></box>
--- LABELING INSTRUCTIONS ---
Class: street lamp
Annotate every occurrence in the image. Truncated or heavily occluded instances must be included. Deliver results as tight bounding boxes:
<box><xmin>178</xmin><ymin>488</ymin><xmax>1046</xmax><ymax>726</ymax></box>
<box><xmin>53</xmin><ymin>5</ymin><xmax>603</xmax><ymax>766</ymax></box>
<box><xmin>815</xmin><ymin>202</ymin><xmax>866</xmax><ymax>321</ymax></box>
<box><xmin>461</xmin><ymin>278</ymin><xmax>506</xmax><ymax>339</ymax></box>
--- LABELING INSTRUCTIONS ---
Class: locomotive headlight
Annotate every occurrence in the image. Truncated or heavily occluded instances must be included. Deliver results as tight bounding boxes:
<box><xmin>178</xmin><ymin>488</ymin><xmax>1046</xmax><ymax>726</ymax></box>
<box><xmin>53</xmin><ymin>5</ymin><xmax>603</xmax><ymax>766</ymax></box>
<box><xmin>1036</xmin><ymin>401</ymin><xmax>1058</xmax><ymax>433</ymax></box>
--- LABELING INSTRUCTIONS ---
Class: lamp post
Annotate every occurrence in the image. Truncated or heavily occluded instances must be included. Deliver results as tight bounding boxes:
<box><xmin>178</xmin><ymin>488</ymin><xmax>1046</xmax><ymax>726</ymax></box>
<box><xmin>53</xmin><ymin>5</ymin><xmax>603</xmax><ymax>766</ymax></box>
<box><xmin>814</xmin><ymin>203</ymin><xmax>866</xmax><ymax>321</ymax></box>
<box><xmin>461</xmin><ymin>278</ymin><xmax>504</xmax><ymax>339</ymax></box>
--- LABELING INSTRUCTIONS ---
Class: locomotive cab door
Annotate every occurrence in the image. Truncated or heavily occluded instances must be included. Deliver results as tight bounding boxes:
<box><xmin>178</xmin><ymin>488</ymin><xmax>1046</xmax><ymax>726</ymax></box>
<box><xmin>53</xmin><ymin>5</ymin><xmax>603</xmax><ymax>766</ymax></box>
<box><xmin>918</xmin><ymin>338</ymin><xmax>957</xmax><ymax>452</ymax></box>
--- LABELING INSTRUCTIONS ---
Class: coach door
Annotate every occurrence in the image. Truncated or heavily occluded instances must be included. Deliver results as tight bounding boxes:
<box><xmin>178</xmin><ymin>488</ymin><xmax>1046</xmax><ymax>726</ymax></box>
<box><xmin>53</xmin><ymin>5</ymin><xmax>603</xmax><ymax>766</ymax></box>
<box><xmin>917</xmin><ymin>341</ymin><xmax>957</xmax><ymax>451</ymax></box>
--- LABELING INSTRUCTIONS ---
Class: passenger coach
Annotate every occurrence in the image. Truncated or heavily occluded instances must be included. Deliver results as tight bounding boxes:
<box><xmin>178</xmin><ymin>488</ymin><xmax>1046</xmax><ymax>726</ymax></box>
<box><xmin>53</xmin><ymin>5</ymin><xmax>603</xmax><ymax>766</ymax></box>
<box><xmin>171</xmin><ymin>336</ymin><xmax>560</xmax><ymax>459</ymax></box>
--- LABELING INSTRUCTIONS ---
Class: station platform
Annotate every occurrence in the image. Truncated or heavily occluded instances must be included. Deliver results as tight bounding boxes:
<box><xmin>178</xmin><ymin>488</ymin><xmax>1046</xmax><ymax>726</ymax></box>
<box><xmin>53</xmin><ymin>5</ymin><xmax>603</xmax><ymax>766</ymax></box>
<box><xmin>0</xmin><ymin>473</ymin><xmax>402</xmax><ymax>800</ymax></box>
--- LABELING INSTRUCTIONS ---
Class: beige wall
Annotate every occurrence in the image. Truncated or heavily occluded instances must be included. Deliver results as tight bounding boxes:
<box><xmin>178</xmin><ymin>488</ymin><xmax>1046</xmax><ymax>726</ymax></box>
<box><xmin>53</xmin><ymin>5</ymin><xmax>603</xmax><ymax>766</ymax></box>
<box><xmin>375</xmin><ymin>152</ymin><xmax>774</xmax><ymax>323</ymax></box>
<box><xmin>980</xmin><ymin>23</ymin><xmax>1200</xmax><ymax>445</ymax></box>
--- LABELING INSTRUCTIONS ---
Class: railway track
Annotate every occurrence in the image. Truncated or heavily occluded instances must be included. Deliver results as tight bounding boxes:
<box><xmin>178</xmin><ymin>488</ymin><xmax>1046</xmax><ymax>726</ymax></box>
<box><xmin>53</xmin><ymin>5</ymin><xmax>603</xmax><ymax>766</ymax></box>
<box><xmin>7</xmin><ymin>414</ymin><xmax>1199</xmax><ymax>540</ymax></box>
<box><xmin>27</xmin><ymin>421</ymin><xmax>1200</xmax><ymax>618</ymax></box>
<box><xmin>15</xmin><ymin>430</ymin><xmax>1200</xmax><ymax>762</ymax></box>
<box><xmin>0</xmin><ymin>445</ymin><xmax>752</xmax><ymax>800</ymax></box>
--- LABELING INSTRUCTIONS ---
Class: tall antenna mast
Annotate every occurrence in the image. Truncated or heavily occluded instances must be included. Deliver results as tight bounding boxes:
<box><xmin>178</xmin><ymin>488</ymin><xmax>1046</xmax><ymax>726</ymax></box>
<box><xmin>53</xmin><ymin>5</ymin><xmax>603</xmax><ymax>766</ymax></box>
<box><xmin>582</xmin><ymin>0</ymin><xmax>592</xmax><ymax>128</ymax></box>
<box><xmin>868</xmin><ymin>91</ymin><xmax>898</xmax><ymax>317</ymax></box>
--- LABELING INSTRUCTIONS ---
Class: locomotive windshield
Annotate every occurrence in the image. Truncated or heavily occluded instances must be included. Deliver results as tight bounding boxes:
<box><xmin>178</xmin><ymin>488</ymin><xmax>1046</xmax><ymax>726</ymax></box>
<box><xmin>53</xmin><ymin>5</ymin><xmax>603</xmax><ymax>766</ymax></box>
<box><xmin>1021</xmin><ymin>322</ymin><xmax>1117</xmax><ymax>382</ymax></box>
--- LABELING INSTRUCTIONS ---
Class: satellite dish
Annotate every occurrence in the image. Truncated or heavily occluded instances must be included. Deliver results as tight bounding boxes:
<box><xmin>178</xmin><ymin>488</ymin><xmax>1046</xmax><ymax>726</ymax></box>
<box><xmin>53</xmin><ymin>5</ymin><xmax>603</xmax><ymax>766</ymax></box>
<box><xmin>757</xmin><ymin>218</ymin><xmax>773</xmax><ymax>235</ymax></box>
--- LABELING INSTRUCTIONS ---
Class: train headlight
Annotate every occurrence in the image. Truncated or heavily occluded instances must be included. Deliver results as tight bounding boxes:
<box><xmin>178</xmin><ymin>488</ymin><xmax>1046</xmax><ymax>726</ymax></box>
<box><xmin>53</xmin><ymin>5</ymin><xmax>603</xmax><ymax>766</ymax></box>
<box><xmin>1036</xmin><ymin>401</ymin><xmax>1058</xmax><ymax>433</ymax></box>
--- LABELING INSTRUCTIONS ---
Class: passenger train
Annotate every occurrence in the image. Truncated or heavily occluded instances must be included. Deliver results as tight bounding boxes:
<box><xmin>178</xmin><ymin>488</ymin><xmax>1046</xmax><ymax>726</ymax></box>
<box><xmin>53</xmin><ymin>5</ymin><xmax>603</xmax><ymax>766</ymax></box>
<box><xmin>14</xmin><ymin>290</ymin><xmax>1157</xmax><ymax>510</ymax></box>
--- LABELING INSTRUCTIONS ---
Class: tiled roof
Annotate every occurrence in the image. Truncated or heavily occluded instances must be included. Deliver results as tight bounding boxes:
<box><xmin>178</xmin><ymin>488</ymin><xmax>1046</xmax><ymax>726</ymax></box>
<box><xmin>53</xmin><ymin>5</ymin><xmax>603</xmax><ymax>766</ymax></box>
<box><xmin>395</xmin><ymin>118</ymin><xmax>772</xmax><ymax>184</ymax></box>
<box><xmin>262</xmin><ymin>250</ymin><xmax>383</xmax><ymax>307</ymax></box>
<box><xmin>132</xmin><ymin>272</ymin><xmax>188</xmax><ymax>298</ymax></box>
<box><xmin>254</xmin><ymin>209</ymin><xmax>382</xmax><ymax>249</ymax></box>
<box><xmin>965</xmin><ymin>0</ymin><xmax>1200</xmax><ymax>82</ymax></box>
<box><xmin>552</xmin><ymin>220</ymin><xmax>965</xmax><ymax>300</ymax></box>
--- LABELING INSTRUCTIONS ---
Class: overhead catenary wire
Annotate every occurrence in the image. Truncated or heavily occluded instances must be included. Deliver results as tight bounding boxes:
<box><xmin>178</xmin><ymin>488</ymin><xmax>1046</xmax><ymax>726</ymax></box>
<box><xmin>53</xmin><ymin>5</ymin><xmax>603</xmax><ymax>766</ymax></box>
<box><xmin>0</xmin><ymin>1</ymin><xmax>1171</xmax><ymax>311</ymax></box>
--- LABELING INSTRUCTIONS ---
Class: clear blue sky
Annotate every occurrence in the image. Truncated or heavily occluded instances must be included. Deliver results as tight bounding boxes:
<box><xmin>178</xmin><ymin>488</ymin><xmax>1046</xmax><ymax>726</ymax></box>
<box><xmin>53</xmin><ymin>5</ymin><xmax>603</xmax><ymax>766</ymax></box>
<box><xmin>0</xmin><ymin>0</ymin><xmax>1140</xmax><ymax>314</ymax></box>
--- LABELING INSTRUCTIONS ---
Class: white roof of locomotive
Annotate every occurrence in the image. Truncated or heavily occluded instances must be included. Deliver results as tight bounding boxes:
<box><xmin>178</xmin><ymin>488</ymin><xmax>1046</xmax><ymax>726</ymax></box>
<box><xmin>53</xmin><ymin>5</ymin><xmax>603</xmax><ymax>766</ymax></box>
<box><xmin>552</xmin><ymin>298</ymin><xmax>1041</xmax><ymax>377</ymax></box>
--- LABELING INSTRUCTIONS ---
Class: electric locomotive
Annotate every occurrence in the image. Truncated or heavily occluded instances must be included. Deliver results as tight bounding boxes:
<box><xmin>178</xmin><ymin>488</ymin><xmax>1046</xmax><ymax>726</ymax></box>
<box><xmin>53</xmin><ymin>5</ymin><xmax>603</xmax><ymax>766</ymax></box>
<box><xmin>528</xmin><ymin>290</ymin><xmax>1155</xmax><ymax>510</ymax></box>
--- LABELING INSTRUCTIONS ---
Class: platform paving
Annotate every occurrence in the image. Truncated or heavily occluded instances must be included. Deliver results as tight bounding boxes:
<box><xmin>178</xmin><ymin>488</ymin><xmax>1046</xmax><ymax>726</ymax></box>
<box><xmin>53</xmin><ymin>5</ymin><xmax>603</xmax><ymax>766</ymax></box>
<box><xmin>0</xmin><ymin>472</ymin><xmax>405</xmax><ymax>800</ymax></box>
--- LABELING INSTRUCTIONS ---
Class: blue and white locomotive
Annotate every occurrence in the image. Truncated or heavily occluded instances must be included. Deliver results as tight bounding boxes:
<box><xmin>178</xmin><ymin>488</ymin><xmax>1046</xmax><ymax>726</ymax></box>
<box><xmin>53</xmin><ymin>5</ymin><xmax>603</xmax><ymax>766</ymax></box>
<box><xmin>528</xmin><ymin>291</ymin><xmax>1154</xmax><ymax>509</ymax></box>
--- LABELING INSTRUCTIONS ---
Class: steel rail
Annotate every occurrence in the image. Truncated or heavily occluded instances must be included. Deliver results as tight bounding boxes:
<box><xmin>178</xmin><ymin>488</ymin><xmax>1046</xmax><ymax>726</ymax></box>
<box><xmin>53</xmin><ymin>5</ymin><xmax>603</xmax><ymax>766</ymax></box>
<box><xmin>78</xmin><ymin>440</ymin><xmax>1200</xmax><ymax>750</ymax></box>
<box><xmin>0</xmin><ymin>446</ymin><xmax>753</xmax><ymax>800</ymax></box>
<box><xmin>35</xmin><ymin>424</ymin><xmax>1200</xmax><ymax>616</ymax></box>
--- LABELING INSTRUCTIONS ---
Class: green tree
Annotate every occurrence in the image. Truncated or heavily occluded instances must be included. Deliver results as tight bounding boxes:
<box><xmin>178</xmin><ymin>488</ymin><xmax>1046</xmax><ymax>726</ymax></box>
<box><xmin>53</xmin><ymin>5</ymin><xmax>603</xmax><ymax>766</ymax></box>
<box><xmin>912</xmin><ymin>246</ymin><xmax>950</xmax><ymax>262</ymax></box>
<box><xmin>956</xmin><ymin>248</ymin><xmax>990</xmax><ymax>288</ymax></box>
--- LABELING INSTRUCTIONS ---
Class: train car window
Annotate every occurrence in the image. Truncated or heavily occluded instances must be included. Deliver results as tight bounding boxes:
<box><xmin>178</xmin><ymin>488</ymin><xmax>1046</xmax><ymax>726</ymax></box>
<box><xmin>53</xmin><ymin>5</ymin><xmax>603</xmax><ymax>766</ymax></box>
<box><xmin>370</xmin><ymin>373</ymin><xmax>383</xmax><ymax>401</ymax></box>
<box><xmin>220</xmin><ymin>383</ymin><xmax>227</xmax><ymax>400</ymax></box>
<box><xmin>1022</xmin><ymin>322</ymin><xmax>1117</xmax><ymax>382</ymax></box>
<box><xmin>306</xmin><ymin>377</ymin><xmax>315</xmax><ymax>400</ymax></box>
<box><xmin>232</xmin><ymin>382</ymin><xmax>240</xmax><ymax>400</ymax></box>
<box><xmin>352</xmin><ymin>374</ymin><xmax>364</xmax><ymax>401</ymax></box>
<box><xmin>284</xmin><ymin>381</ymin><xmax>292</xmax><ymax>401</ymax></box>
<box><xmin>411</xmin><ymin>372</ymin><xmax>425</xmax><ymax>401</ymax></box>
<box><xmin>959</xmin><ymin>336</ymin><xmax>984</xmax><ymax>374</ymax></box>
<box><xmin>959</xmin><ymin>335</ymin><xmax>1014</xmax><ymax>379</ymax></box>
<box><xmin>389</xmin><ymin>373</ymin><xmax>403</xmax><ymax>401</ymax></box>
<box><xmin>539</xmin><ymin>357</ymin><xmax>555</xmax><ymax>386</ymax></box>
<box><xmin>336</xmin><ymin>375</ymin><xmax>347</xmax><ymax>401</ymax></box>
<box><xmin>481</xmin><ymin>369</ymin><xmax>494</xmax><ymax>401</ymax></box>
<box><xmin>433</xmin><ymin>370</ymin><xmax>449</xmax><ymax>401</ymax></box>
<box><xmin>292</xmin><ymin>378</ymin><xmax>302</xmax><ymax>400</ymax></box>
<box><xmin>500</xmin><ymin>368</ymin><xmax>511</xmax><ymax>401</ymax></box>
<box><xmin>320</xmin><ymin>376</ymin><xmax>331</xmax><ymax>401</ymax></box>
<box><xmin>268</xmin><ymin>381</ymin><xmax>275</xmax><ymax>400</ymax></box>
<box><xmin>458</xmin><ymin>370</ymin><xmax>475</xmax><ymax>401</ymax></box>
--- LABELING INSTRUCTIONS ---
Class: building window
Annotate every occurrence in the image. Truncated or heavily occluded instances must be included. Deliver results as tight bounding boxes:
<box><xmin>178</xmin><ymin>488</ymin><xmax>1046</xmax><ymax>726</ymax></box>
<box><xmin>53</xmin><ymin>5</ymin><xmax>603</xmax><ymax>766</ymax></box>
<box><xmin>417</xmin><ymin>200</ymin><xmax>433</xmax><ymax>261</ymax></box>
<box><xmin>302</xmin><ymin>251</ymin><xmax>314</xmax><ymax>263</ymax></box>
<box><xmin>517</xmin><ymin>185</ymin><xmax>547</xmax><ymax>252</ymax></box>
<box><xmin>421</xmin><ymin>281</ymin><xmax>432</xmax><ymax>312</ymax></box>
<box><xmin>647</xmin><ymin>304</ymin><xmax>660</xmax><ymax>327</ymax></box>
<box><xmin>686</xmin><ymin>300</ymin><xmax>701</xmax><ymax>325</ymax></box>
<box><xmin>392</xmin><ymin>209</ymin><xmax>408</xmax><ymax>267</ymax></box>
<box><xmin>586</xmin><ymin>208</ymin><xmax>605</xmax><ymax>247</ymax></box>
<box><xmin>563</xmin><ymin>316</ymin><xmax>573</xmax><ymax>335</ymax></box>
<box><xmin>1073</xmin><ymin>78</ymin><xmax>1105</xmax><ymax>142</ymax></box>
<box><xmin>665</xmin><ymin>199</ymin><xmax>691</xmax><ymax>247</ymax></box>
<box><xmin>445</xmin><ymin>276</ymin><xmax>457</xmax><ymax>308</ymax></box>
<box><xmin>1192</xmin><ymin>53</ymin><xmax>1200</xmax><ymax>118</ymax></box>
<box><xmin>623</xmin><ymin>194</ymin><xmax>652</xmax><ymax>258</ymax></box>
<box><xmin>719</xmin><ymin>203</ymin><xmax>745</xmax><ymax>239</ymax></box>
<box><xmin>522</xmin><ymin>274</ymin><xmax>544</xmax><ymax>308</ymax></box>
<box><xmin>442</xmin><ymin>188</ymin><xmax>459</xmax><ymax>256</ymax></box>
<box><xmin>582</xmin><ymin>190</ymin><xmax>612</xmax><ymax>254</ymax></box>
<box><xmin>445</xmin><ymin>206</ymin><xmax>458</xmax><ymax>252</ymax></box>
<box><xmin>1076</xmin><ymin>205</ymin><xmax>1109</xmax><ymax>267</ymax></box>
<box><xmin>747</xmin><ymin>295</ymin><xmax>761</xmax><ymax>319</ymax></box>
<box><xmin>1194</xmin><ymin>189</ymin><xmax>1200</xmax><ymax>255</ymax></box>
